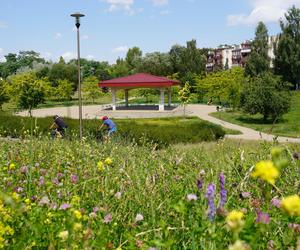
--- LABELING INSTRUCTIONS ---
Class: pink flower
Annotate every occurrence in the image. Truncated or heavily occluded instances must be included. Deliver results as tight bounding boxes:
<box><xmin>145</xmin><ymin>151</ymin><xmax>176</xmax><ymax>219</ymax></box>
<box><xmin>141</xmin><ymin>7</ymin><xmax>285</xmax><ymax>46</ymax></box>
<box><xmin>20</xmin><ymin>165</ymin><xmax>28</xmax><ymax>174</ymax></box>
<box><xmin>256</xmin><ymin>211</ymin><xmax>270</xmax><ymax>224</ymax></box>
<box><xmin>103</xmin><ymin>213</ymin><xmax>112</xmax><ymax>224</ymax></box>
<box><xmin>187</xmin><ymin>194</ymin><xmax>198</xmax><ymax>201</ymax></box>
<box><xmin>115</xmin><ymin>192</ymin><xmax>122</xmax><ymax>199</ymax></box>
<box><xmin>39</xmin><ymin>196</ymin><xmax>50</xmax><ymax>206</ymax></box>
<box><xmin>38</xmin><ymin>176</ymin><xmax>45</xmax><ymax>186</ymax></box>
<box><xmin>60</xmin><ymin>203</ymin><xmax>71</xmax><ymax>210</ymax></box>
<box><xmin>241</xmin><ymin>192</ymin><xmax>251</xmax><ymax>198</ymax></box>
<box><xmin>271</xmin><ymin>197</ymin><xmax>281</xmax><ymax>208</ymax></box>
<box><xmin>70</xmin><ymin>174</ymin><xmax>78</xmax><ymax>184</ymax></box>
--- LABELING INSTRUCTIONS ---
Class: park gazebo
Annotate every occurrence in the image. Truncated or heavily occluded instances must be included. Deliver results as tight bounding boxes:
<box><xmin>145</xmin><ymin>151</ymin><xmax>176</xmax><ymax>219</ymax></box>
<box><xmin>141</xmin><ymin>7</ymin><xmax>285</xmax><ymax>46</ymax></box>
<box><xmin>98</xmin><ymin>73</ymin><xmax>180</xmax><ymax>111</ymax></box>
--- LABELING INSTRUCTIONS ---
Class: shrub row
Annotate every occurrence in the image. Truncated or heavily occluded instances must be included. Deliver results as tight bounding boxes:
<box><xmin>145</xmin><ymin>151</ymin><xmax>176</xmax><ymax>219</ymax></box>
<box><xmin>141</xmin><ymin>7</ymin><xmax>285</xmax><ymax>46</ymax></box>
<box><xmin>0</xmin><ymin>114</ymin><xmax>225</xmax><ymax>146</ymax></box>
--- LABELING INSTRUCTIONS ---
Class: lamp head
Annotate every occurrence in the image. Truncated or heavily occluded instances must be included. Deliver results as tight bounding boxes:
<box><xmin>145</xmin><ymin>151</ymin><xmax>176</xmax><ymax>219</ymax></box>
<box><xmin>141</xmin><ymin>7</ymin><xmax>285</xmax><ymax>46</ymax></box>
<box><xmin>71</xmin><ymin>12</ymin><xmax>85</xmax><ymax>28</ymax></box>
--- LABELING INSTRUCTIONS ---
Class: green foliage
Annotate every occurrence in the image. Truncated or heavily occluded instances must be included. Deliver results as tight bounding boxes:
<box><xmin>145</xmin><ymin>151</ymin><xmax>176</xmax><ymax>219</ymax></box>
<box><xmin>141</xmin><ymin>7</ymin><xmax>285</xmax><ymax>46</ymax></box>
<box><xmin>241</xmin><ymin>73</ymin><xmax>291</xmax><ymax>121</ymax></box>
<box><xmin>51</xmin><ymin>79</ymin><xmax>74</xmax><ymax>101</ymax></box>
<box><xmin>125</xmin><ymin>47</ymin><xmax>142</xmax><ymax>72</ymax></box>
<box><xmin>196</xmin><ymin>67</ymin><xmax>245</xmax><ymax>109</ymax></box>
<box><xmin>274</xmin><ymin>6</ymin><xmax>300</xmax><ymax>89</ymax></box>
<box><xmin>0</xmin><ymin>79</ymin><xmax>9</xmax><ymax>110</ymax></box>
<box><xmin>6</xmin><ymin>72</ymin><xmax>50</xmax><ymax>115</ymax></box>
<box><xmin>245</xmin><ymin>22</ymin><xmax>270</xmax><ymax>77</ymax></box>
<box><xmin>178</xmin><ymin>82</ymin><xmax>191</xmax><ymax>116</ymax></box>
<box><xmin>82</xmin><ymin>76</ymin><xmax>103</xmax><ymax>103</ymax></box>
<box><xmin>109</xmin><ymin>58</ymin><xmax>130</xmax><ymax>78</ymax></box>
<box><xmin>48</xmin><ymin>61</ymin><xmax>77</xmax><ymax>89</ymax></box>
<box><xmin>0</xmin><ymin>116</ymin><xmax>225</xmax><ymax>146</ymax></box>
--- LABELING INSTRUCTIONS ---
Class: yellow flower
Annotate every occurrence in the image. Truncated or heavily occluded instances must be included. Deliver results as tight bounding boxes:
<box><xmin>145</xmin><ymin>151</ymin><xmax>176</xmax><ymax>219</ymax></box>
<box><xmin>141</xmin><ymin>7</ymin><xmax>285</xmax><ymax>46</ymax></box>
<box><xmin>281</xmin><ymin>195</ymin><xmax>300</xmax><ymax>216</ymax></box>
<box><xmin>97</xmin><ymin>161</ymin><xmax>105</xmax><ymax>171</ymax></box>
<box><xmin>12</xmin><ymin>192</ymin><xmax>19</xmax><ymax>202</ymax></box>
<box><xmin>73</xmin><ymin>210</ymin><xmax>82</xmax><ymax>220</ymax></box>
<box><xmin>251</xmin><ymin>160</ymin><xmax>279</xmax><ymax>185</ymax></box>
<box><xmin>226</xmin><ymin>210</ymin><xmax>244</xmax><ymax>232</ymax></box>
<box><xmin>228</xmin><ymin>240</ymin><xmax>250</xmax><ymax>250</ymax></box>
<box><xmin>58</xmin><ymin>230</ymin><xmax>69</xmax><ymax>241</ymax></box>
<box><xmin>73</xmin><ymin>223</ymin><xmax>82</xmax><ymax>231</ymax></box>
<box><xmin>71</xmin><ymin>195</ymin><xmax>80</xmax><ymax>205</ymax></box>
<box><xmin>104</xmin><ymin>157</ymin><xmax>112</xmax><ymax>165</ymax></box>
<box><xmin>9</xmin><ymin>163</ymin><xmax>15</xmax><ymax>170</ymax></box>
<box><xmin>24</xmin><ymin>198</ymin><xmax>31</xmax><ymax>205</ymax></box>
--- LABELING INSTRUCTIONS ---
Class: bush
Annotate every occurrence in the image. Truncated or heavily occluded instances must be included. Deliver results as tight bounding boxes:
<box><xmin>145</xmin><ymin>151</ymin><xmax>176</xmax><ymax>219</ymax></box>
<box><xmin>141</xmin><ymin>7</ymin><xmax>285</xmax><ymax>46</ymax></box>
<box><xmin>240</xmin><ymin>73</ymin><xmax>291</xmax><ymax>121</ymax></box>
<box><xmin>0</xmin><ymin>115</ymin><xmax>225</xmax><ymax>146</ymax></box>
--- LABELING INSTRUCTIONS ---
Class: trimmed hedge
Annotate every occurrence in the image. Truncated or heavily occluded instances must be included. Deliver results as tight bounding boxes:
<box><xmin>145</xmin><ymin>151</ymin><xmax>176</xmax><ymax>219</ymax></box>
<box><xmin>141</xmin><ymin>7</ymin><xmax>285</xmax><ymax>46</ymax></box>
<box><xmin>0</xmin><ymin>114</ymin><xmax>225</xmax><ymax>146</ymax></box>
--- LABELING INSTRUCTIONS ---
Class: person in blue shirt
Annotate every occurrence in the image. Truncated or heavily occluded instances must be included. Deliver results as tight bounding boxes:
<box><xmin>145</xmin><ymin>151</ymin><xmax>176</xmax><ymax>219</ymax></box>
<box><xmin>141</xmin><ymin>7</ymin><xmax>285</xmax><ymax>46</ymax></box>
<box><xmin>99</xmin><ymin>116</ymin><xmax>117</xmax><ymax>139</ymax></box>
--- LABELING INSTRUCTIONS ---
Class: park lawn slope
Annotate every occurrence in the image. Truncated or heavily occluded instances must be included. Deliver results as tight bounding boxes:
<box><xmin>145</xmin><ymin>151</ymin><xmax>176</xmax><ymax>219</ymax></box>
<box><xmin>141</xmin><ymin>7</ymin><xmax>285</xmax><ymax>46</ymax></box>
<box><xmin>0</xmin><ymin>139</ymin><xmax>299</xmax><ymax>249</ymax></box>
<box><xmin>210</xmin><ymin>91</ymin><xmax>300</xmax><ymax>138</ymax></box>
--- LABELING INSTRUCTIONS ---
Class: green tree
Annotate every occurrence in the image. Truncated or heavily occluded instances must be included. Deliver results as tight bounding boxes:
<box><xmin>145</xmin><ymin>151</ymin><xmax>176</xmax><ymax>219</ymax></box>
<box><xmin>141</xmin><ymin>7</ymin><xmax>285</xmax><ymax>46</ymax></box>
<box><xmin>178</xmin><ymin>82</ymin><xmax>191</xmax><ymax>117</ymax></box>
<box><xmin>53</xmin><ymin>79</ymin><xmax>74</xmax><ymax>101</ymax></box>
<box><xmin>125</xmin><ymin>47</ymin><xmax>142</xmax><ymax>72</ymax></box>
<box><xmin>241</xmin><ymin>73</ymin><xmax>291</xmax><ymax>121</ymax></box>
<box><xmin>0</xmin><ymin>79</ymin><xmax>9</xmax><ymax>110</ymax></box>
<box><xmin>82</xmin><ymin>76</ymin><xmax>104</xmax><ymax>103</ymax></box>
<box><xmin>195</xmin><ymin>67</ymin><xmax>245</xmax><ymax>110</ymax></box>
<box><xmin>274</xmin><ymin>6</ymin><xmax>300</xmax><ymax>89</ymax></box>
<box><xmin>48</xmin><ymin>60</ymin><xmax>77</xmax><ymax>89</ymax></box>
<box><xmin>7</xmin><ymin>72</ymin><xmax>50</xmax><ymax>115</ymax></box>
<box><xmin>245</xmin><ymin>22</ymin><xmax>270</xmax><ymax>77</ymax></box>
<box><xmin>110</xmin><ymin>58</ymin><xmax>130</xmax><ymax>78</ymax></box>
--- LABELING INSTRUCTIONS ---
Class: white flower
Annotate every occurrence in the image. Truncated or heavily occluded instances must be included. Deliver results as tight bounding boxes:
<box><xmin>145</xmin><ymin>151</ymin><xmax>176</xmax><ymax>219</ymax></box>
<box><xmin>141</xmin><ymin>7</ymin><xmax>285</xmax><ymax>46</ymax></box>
<box><xmin>187</xmin><ymin>194</ymin><xmax>198</xmax><ymax>201</ymax></box>
<box><xmin>135</xmin><ymin>213</ymin><xmax>144</xmax><ymax>222</ymax></box>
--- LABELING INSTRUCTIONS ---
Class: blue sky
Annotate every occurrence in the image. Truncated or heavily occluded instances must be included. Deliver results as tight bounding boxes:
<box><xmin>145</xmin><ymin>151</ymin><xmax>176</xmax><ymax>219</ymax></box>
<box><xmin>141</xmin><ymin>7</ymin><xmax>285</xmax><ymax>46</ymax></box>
<box><xmin>0</xmin><ymin>0</ymin><xmax>299</xmax><ymax>63</ymax></box>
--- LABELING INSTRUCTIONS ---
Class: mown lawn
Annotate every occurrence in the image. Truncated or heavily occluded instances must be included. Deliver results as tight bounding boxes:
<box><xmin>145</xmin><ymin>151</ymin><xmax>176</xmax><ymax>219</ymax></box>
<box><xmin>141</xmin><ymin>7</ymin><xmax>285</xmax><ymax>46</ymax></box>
<box><xmin>0</xmin><ymin>138</ymin><xmax>299</xmax><ymax>249</ymax></box>
<box><xmin>210</xmin><ymin>92</ymin><xmax>300</xmax><ymax>138</ymax></box>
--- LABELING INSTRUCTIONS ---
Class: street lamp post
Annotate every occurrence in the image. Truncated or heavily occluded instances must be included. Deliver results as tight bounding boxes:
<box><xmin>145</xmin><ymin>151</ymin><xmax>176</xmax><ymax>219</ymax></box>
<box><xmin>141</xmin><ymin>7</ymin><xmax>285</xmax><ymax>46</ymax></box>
<box><xmin>71</xmin><ymin>12</ymin><xmax>85</xmax><ymax>139</ymax></box>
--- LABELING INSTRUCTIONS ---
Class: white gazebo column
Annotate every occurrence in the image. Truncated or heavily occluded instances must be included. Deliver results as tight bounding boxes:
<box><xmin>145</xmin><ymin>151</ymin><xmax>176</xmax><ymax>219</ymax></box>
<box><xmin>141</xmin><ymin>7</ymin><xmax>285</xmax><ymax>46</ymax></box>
<box><xmin>159</xmin><ymin>88</ymin><xmax>165</xmax><ymax>111</ymax></box>
<box><xmin>124</xmin><ymin>89</ymin><xmax>129</xmax><ymax>107</ymax></box>
<box><xmin>168</xmin><ymin>87</ymin><xmax>171</xmax><ymax>107</ymax></box>
<box><xmin>112</xmin><ymin>88</ymin><xmax>116</xmax><ymax>111</ymax></box>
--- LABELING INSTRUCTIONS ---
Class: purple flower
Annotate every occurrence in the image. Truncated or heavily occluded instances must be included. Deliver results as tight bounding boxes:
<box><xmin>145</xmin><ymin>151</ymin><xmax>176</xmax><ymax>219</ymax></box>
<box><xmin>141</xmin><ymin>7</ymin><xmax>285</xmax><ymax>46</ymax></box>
<box><xmin>60</xmin><ymin>203</ymin><xmax>71</xmax><ymax>210</ymax></box>
<box><xmin>268</xmin><ymin>240</ymin><xmax>274</xmax><ymax>250</ymax></box>
<box><xmin>197</xmin><ymin>179</ymin><xmax>203</xmax><ymax>191</ymax></box>
<box><xmin>256</xmin><ymin>211</ymin><xmax>270</xmax><ymax>224</ymax></box>
<box><xmin>293</xmin><ymin>152</ymin><xmax>299</xmax><ymax>160</ymax></box>
<box><xmin>31</xmin><ymin>195</ymin><xmax>37</xmax><ymax>202</ymax></box>
<box><xmin>218</xmin><ymin>173</ymin><xmax>227</xmax><ymax>208</ymax></box>
<box><xmin>103</xmin><ymin>213</ymin><xmax>112</xmax><ymax>224</ymax></box>
<box><xmin>49</xmin><ymin>203</ymin><xmax>58</xmax><ymax>210</ymax></box>
<box><xmin>149</xmin><ymin>248</ymin><xmax>157</xmax><ymax>250</ymax></box>
<box><xmin>14</xmin><ymin>186</ymin><xmax>24</xmax><ymax>193</ymax></box>
<box><xmin>271</xmin><ymin>197</ymin><xmax>281</xmax><ymax>208</ymax></box>
<box><xmin>93</xmin><ymin>207</ymin><xmax>100</xmax><ymax>213</ymax></box>
<box><xmin>56</xmin><ymin>172</ymin><xmax>63</xmax><ymax>180</ymax></box>
<box><xmin>70</xmin><ymin>174</ymin><xmax>78</xmax><ymax>184</ymax></box>
<box><xmin>187</xmin><ymin>194</ymin><xmax>198</xmax><ymax>201</ymax></box>
<box><xmin>205</xmin><ymin>183</ymin><xmax>216</xmax><ymax>221</ymax></box>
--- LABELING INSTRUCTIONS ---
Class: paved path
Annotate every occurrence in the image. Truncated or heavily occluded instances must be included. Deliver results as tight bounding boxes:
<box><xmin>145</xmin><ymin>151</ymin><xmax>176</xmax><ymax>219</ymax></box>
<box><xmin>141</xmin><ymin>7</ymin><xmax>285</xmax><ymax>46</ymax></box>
<box><xmin>186</xmin><ymin>104</ymin><xmax>300</xmax><ymax>143</ymax></box>
<box><xmin>16</xmin><ymin>104</ymin><xmax>300</xmax><ymax>143</ymax></box>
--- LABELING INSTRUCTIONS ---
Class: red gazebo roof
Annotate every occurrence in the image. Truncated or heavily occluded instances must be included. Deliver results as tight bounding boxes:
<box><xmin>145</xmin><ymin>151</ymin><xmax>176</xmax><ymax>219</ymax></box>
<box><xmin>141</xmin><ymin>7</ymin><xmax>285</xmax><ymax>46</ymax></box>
<box><xmin>99</xmin><ymin>73</ymin><xmax>179</xmax><ymax>88</ymax></box>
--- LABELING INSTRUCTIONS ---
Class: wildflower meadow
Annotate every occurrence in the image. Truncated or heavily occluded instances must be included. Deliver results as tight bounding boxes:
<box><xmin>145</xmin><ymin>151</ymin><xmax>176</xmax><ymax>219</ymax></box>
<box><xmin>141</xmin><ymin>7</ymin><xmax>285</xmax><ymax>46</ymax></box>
<box><xmin>0</xmin><ymin>138</ymin><xmax>299</xmax><ymax>249</ymax></box>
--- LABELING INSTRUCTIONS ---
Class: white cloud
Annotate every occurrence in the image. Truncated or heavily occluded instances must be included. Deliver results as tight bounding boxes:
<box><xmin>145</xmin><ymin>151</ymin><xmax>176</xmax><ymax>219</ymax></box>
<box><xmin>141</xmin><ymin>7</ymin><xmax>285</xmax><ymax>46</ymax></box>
<box><xmin>112</xmin><ymin>46</ymin><xmax>128</xmax><ymax>53</ymax></box>
<box><xmin>0</xmin><ymin>57</ymin><xmax>5</xmax><ymax>62</ymax></box>
<box><xmin>227</xmin><ymin>0</ymin><xmax>300</xmax><ymax>26</ymax></box>
<box><xmin>0</xmin><ymin>21</ymin><xmax>8</xmax><ymax>29</ymax></box>
<box><xmin>0</xmin><ymin>48</ymin><xmax>3</xmax><ymax>54</ymax></box>
<box><xmin>86</xmin><ymin>55</ymin><xmax>95</xmax><ymax>60</ymax></box>
<box><xmin>61</xmin><ymin>52</ymin><xmax>77</xmax><ymax>61</ymax></box>
<box><xmin>151</xmin><ymin>0</ymin><xmax>168</xmax><ymax>6</ymax></box>
<box><xmin>102</xmin><ymin>0</ymin><xmax>134</xmax><ymax>13</ymax></box>
<box><xmin>54</xmin><ymin>33</ymin><xmax>62</xmax><ymax>39</ymax></box>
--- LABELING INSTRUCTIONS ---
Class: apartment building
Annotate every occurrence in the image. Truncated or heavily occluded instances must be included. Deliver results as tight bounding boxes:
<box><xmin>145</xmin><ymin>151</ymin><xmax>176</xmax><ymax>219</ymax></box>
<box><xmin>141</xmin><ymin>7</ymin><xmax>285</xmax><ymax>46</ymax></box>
<box><xmin>206</xmin><ymin>36</ymin><xmax>278</xmax><ymax>71</ymax></box>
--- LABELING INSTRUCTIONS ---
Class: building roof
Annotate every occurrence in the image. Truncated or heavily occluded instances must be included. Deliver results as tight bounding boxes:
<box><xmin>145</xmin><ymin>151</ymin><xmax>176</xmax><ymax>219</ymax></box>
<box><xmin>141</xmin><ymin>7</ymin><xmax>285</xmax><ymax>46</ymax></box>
<box><xmin>99</xmin><ymin>73</ymin><xmax>179</xmax><ymax>88</ymax></box>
